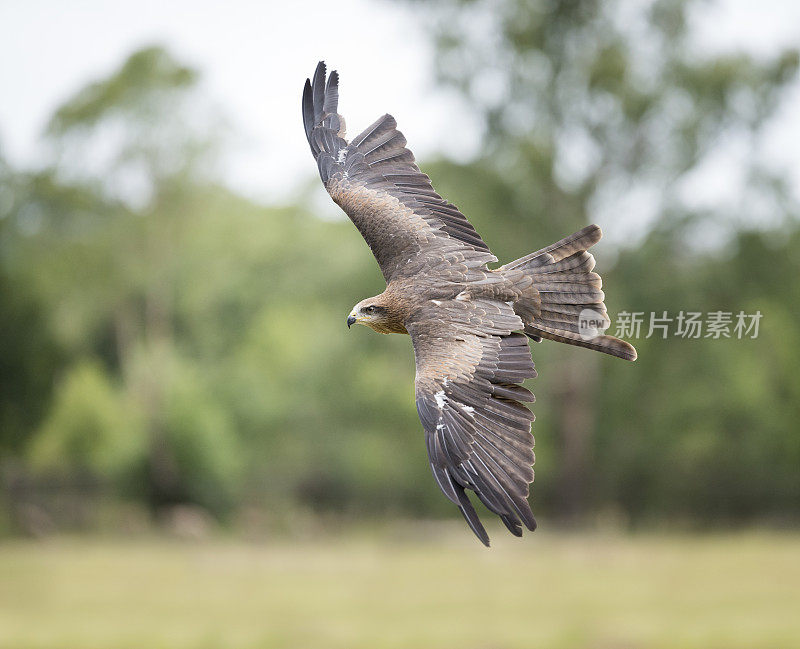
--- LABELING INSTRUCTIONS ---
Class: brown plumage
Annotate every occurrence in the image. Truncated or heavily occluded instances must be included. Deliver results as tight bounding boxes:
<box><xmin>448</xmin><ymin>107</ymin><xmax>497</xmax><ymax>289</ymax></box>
<box><xmin>303</xmin><ymin>61</ymin><xmax>636</xmax><ymax>546</ymax></box>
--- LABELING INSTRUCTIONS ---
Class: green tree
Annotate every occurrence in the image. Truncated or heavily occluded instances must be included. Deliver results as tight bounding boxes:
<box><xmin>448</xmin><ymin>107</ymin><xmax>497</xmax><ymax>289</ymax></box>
<box><xmin>5</xmin><ymin>22</ymin><xmax>799</xmax><ymax>534</ymax></box>
<box><xmin>7</xmin><ymin>46</ymin><xmax>433</xmax><ymax>527</ymax></box>
<box><xmin>409</xmin><ymin>0</ymin><xmax>800</xmax><ymax>522</ymax></box>
<box><xmin>0</xmin><ymin>156</ymin><xmax>67</xmax><ymax>456</ymax></box>
<box><xmin>29</xmin><ymin>360</ymin><xmax>142</xmax><ymax>479</ymax></box>
<box><xmin>11</xmin><ymin>47</ymin><xmax>243</xmax><ymax>519</ymax></box>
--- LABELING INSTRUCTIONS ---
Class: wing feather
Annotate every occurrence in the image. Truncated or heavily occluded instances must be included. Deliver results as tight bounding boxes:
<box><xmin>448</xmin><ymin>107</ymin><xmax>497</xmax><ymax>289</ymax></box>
<box><xmin>408</xmin><ymin>300</ymin><xmax>538</xmax><ymax>546</ymax></box>
<box><xmin>302</xmin><ymin>61</ymin><xmax>495</xmax><ymax>281</ymax></box>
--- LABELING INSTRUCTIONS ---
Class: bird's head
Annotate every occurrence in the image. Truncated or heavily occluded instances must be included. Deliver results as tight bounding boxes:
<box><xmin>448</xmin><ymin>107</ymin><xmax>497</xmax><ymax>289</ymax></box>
<box><xmin>347</xmin><ymin>298</ymin><xmax>391</xmax><ymax>333</ymax></box>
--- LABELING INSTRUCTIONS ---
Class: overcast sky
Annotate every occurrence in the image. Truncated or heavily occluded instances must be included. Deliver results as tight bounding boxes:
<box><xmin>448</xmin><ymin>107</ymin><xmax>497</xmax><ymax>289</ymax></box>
<box><xmin>1</xmin><ymin>0</ymin><xmax>799</xmax><ymax>211</ymax></box>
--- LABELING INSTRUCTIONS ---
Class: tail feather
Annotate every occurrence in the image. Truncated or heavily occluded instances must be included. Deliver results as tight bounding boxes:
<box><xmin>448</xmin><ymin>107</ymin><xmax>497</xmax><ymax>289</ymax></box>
<box><xmin>527</xmin><ymin>325</ymin><xmax>638</xmax><ymax>361</ymax></box>
<box><xmin>535</xmin><ymin>279</ymin><xmax>602</xmax><ymax>293</ymax></box>
<box><xmin>500</xmin><ymin>224</ymin><xmax>603</xmax><ymax>270</ymax></box>
<box><xmin>504</xmin><ymin>225</ymin><xmax>637</xmax><ymax>362</ymax></box>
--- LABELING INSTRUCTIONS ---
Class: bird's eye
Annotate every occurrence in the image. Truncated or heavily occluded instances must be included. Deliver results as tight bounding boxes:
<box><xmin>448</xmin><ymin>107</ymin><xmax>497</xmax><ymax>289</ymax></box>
<box><xmin>364</xmin><ymin>305</ymin><xmax>376</xmax><ymax>314</ymax></box>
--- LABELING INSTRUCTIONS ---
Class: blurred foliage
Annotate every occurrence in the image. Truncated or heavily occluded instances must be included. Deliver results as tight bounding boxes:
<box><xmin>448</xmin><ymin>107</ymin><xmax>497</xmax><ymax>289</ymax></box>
<box><xmin>29</xmin><ymin>360</ymin><xmax>141</xmax><ymax>478</ymax></box>
<box><xmin>405</xmin><ymin>0</ymin><xmax>800</xmax><ymax>523</ymax></box>
<box><xmin>415</xmin><ymin>0</ymin><xmax>799</xmax><ymax>248</ymax></box>
<box><xmin>1</xmin><ymin>0</ymin><xmax>800</xmax><ymax>535</ymax></box>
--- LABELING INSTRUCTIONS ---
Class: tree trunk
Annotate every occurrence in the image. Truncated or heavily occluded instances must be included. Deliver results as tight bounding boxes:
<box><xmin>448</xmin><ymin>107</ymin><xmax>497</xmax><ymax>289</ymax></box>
<box><xmin>554</xmin><ymin>352</ymin><xmax>599</xmax><ymax>525</ymax></box>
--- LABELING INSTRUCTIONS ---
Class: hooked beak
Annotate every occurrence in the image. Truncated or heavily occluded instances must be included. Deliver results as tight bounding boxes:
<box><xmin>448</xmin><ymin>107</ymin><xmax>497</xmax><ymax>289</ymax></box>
<box><xmin>347</xmin><ymin>315</ymin><xmax>357</xmax><ymax>328</ymax></box>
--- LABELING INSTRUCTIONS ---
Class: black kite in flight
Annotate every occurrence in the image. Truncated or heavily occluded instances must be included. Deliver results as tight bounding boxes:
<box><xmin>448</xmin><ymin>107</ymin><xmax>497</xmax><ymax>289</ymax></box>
<box><xmin>302</xmin><ymin>61</ymin><xmax>636</xmax><ymax>545</ymax></box>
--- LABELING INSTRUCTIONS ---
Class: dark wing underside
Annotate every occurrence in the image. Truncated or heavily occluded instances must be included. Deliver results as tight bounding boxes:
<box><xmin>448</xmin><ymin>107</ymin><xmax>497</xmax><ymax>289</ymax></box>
<box><xmin>302</xmin><ymin>61</ymin><xmax>496</xmax><ymax>281</ymax></box>
<box><xmin>407</xmin><ymin>299</ymin><xmax>538</xmax><ymax>546</ymax></box>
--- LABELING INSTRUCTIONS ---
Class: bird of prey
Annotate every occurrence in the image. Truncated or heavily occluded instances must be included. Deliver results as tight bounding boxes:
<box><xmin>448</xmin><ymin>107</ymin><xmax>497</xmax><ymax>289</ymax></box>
<box><xmin>302</xmin><ymin>61</ymin><xmax>636</xmax><ymax>546</ymax></box>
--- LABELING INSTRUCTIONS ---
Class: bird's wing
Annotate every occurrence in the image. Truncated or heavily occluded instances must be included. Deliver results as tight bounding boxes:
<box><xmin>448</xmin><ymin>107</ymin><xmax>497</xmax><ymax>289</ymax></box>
<box><xmin>406</xmin><ymin>298</ymin><xmax>538</xmax><ymax>546</ymax></box>
<box><xmin>302</xmin><ymin>61</ymin><xmax>496</xmax><ymax>282</ymax></box>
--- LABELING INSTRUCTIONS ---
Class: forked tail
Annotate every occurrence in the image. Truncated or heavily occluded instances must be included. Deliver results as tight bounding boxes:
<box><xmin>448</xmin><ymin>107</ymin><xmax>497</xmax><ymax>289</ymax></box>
<box><xmin>501</xmin><ymin>225</ymin><xmax>637</xmax><ymax>361</ymax></box>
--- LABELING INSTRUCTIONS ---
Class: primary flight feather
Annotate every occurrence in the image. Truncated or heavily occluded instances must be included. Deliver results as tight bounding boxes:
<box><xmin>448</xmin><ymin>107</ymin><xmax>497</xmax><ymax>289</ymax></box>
<box><xmin>302</xmin><ymin>61</ymin><xmax>636</xmax><ymax>546</ymax></box>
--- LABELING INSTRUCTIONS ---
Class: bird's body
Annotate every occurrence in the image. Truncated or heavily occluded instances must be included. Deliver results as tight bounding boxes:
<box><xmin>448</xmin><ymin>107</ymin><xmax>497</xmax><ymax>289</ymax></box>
<box><xmin>303</xmin><ymin>62</ymin><xmax>636</xmax><ymax>545</ymax></box>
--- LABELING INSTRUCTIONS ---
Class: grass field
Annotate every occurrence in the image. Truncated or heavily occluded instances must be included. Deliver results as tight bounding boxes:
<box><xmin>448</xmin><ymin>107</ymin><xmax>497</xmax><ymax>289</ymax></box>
<box><xmin>1</xmin><ymin>526</ymin><xmax>798</xmax><ymax>649</ymax></box>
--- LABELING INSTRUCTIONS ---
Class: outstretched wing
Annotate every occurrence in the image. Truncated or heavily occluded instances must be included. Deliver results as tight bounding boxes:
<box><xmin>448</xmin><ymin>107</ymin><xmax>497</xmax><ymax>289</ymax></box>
<box><xmin>302</xmin><ymin>61</ymin><xmax>496</xmax><ymax>281</ymax></box>
<box><xmin>407</xmin><ymin>298</ymin><xmax>538</xmax><ymax>546</ymax></box>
